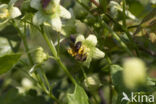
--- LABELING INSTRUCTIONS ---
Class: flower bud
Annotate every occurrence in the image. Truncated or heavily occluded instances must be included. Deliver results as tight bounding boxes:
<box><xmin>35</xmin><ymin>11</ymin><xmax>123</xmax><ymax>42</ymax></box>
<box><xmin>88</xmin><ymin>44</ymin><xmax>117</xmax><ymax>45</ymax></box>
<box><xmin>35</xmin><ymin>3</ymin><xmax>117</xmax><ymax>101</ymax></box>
<box><xmin>84</xmin><ymin>74</ymin><xmax>101</xmax><ymax>91</ymax></box>
<box><xmin>21</xmin><ymin>78</ymin><xmax>33</xmax><ymax>89</ymax></box>
<box><xmin>33</xmin><ymin>47</ymin><xmax>49</xmax><ymax>64</ymax></box>
<box><xmin>17</xmin><ymin>78</ymin><xmax>33</xmax><ymax>93</ymax></box>
<box><xmin>123</xmin><ymin>58</ymin><xmax>146</xmax><ymax>89</ymax></box>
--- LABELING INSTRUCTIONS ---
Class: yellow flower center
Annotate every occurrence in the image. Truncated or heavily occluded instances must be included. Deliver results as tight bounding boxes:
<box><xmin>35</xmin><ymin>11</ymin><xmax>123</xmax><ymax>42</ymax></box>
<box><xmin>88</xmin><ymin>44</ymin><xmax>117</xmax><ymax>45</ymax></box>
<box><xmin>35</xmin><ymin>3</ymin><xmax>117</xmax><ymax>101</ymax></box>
<box><xmin>0</xmin><ymin>8</ymin><xmax>9</xmax><ymax>19</ymax></box>
<box><xmin>81</xmin><ymin>45</ymin><xmax>90</xmax><ymax>55</ymax></box>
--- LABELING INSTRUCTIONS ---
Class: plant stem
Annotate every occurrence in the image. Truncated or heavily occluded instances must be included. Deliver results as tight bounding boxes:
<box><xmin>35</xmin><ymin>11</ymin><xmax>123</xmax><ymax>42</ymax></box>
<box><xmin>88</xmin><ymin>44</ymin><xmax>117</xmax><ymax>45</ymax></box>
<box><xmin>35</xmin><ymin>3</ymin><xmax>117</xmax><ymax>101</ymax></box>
<box><xmin>57</xmin><ymin>32</ymin><xmax>60</xmax><ymax>55</ymax></box>
<box><xmin>13</xmin><ymin>21</ymin><xmax>34</xmax><ymax>65</ymax></box>
<box><xmin>105</xmin><ymin>14</ymin><xmax>140</xmax><ymax>56</ymax></box>
<box><xmin>57</xmin><ymin>59</ymin><xmax>77</xmax><ymax>85</ymax></box>
<box><xmin>37</xmin><ymin>68</ymin><xmax>60</xmax><ymax>104</ymax></box>
<box><xmin>40</xmin><ymin>26</ymin><xmax>77</xmax><ymax>85</ymax></box>
<box><xmin>122</xmin><ymin>0</ymin><xmax>126</xmax><ymax>27</ymax></box>
<box><xmin>109</xmin><ymin>74</ymin><xmax>113</xmax><ymax>104</ymax></box>
<box><xmin>48</xmin><ymin>93</ymin><xmax>60</xmax><ymax>103</ymax></box>
<box><xmin>76</xmin><ymin>0</ymin><xmax>90</xmax><ymax>13</ymax></box>
<box><xmin>106</xmin><ymin>56</ymin><xmax>113</xmax><ymax>104</ymax></box>
<box><xmin>81</xmin><ymin>67</ymin><xmax>98</xmax><ymax>104</ymax></box>
<box><xmin>102</xmin><ymin>21</ymin><xmax>133</xmax><ymax>56</ymax></box>
<box><xmin>13</xmin><ymin>21</ymin><xmax>59</xmax><ymax>103</ymax></box>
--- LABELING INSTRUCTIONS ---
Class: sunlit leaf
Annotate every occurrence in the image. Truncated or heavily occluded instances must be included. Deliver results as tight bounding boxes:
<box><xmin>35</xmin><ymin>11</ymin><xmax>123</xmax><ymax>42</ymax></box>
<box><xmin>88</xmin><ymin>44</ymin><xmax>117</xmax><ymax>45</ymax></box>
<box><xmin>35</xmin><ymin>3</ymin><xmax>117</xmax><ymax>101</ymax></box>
<box><xmin>111</xmin><ymin>65</ymin><xmax>131</xmax><ymax>104</ymax></box>
<box><xmin>67</xmin><ymin>84</ymin><xmax>89</xmax><ymax>104</ymax></box>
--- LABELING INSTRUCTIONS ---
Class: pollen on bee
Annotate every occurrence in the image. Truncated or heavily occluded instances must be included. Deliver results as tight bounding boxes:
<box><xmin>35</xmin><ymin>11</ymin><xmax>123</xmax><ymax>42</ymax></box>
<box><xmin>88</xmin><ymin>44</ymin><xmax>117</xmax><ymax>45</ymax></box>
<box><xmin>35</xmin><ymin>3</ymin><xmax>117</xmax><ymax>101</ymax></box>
<box><xmin>78</xmin><ymin>47</ymin><xmax>84</xmax><ymax>55</ymax></box>
<box><xmin>67</xmin><ymin>48</ymin><xmax>76</xmax><ymax>56</ymax></box>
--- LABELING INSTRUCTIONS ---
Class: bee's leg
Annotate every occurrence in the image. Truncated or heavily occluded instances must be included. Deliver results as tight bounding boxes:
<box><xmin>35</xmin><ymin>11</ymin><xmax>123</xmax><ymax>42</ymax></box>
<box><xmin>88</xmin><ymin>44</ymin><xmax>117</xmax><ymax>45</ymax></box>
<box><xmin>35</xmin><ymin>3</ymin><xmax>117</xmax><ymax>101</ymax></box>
<box><xmin>75</xmin><ymin>54</ymin><xmax>81</xmax><ymax>61</ymax></box>
<box><xmin>81</xmin><ymin>54</ymin><xmax>87</xmax><ymax>61</ymax></box>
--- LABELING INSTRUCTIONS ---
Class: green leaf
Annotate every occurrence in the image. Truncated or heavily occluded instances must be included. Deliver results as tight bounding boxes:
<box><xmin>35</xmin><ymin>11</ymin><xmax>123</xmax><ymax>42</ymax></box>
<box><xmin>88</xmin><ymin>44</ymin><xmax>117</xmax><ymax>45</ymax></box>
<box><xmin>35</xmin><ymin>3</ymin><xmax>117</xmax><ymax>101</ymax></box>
<box><xmin>111</xmin><ymin>65</ymin><xmax>124</xmax><ymax>92</ymax></box>
<box><xmin>0</xmin><ymin>88</ymin><xmax>47</xmax><ymax>104</ymax></box>
<box><xmin>99</xmin><ymin>0</ymin><xmax>107</xmax><ymax>13</ymax></box>
<box><xmin>0</xmin><ymin>0</ymin><xmax>10</xmax><ymax>4</ymax></box>
<box><xmin>0</xmin><ymin>25</ymin><xmax>21</xmax><ymax>52</ymax></box>
<box><xmin>0</xmin><ymin>25</ymin><xmax>20</xmax><ymax>41</ymax></box>
<box><xmin>0</xmin><ymin>53</ymin><xmax>21</xmax><ymax>75</ymax></box>
<box><xmin>111</xmin><ymin>65</ymin><xmax>131</xmax><ymax>104</ymax></box>
<box><xmin>152</xmin><ymin>4</ymin><xmax>156</xmax><ymax>8</ymax></box>
<box><xmin>67</xmin><ymin>85</ymin><xmax>89</xmax><ymax>104</ymax></box>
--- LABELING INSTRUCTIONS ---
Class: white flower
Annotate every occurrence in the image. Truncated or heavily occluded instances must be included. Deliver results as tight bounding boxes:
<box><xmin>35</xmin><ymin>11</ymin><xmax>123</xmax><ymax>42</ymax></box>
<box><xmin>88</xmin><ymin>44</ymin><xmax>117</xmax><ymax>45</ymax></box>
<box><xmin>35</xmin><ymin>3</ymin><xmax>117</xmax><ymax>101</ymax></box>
<box><xmin>30</xmin><ymin>0</ymin><xmax>71</xmax><ymax>31</ymax></box>
<box><xmin>109</xmin><ymin>1</ymin><xmax>136</xmax><ymax>20</ymax></box>
<box><xmin>76</xmin><ymin>34</ymin><xmax>105</xmax><ymax>67</ymax></box>
<box><xmin>123</xmin><ymin>58</ymin><xmax>147</xmax><ymax>89</ymax></box>
<box><xmin>0</xmin><ymin>3</ymin><xmax>21</xmax><ymax>26</ymax></box>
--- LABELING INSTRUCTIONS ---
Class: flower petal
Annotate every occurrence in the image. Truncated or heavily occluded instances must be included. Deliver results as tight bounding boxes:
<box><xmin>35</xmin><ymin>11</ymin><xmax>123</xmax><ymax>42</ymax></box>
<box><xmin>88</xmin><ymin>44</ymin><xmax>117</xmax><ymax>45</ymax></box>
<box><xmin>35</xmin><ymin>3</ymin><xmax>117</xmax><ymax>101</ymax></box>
<box><xmin>50</xmin><ymin>17</ymin><xmax>62</xmax><ymax>31</ymax></box>
<box><xmin>0</xmin><ymin>4</ymin><xmax>8</xmax><ymax>9</ymax></box>
<box><xmin>60</xmin><ymin>6</ymin><xmax>71</xmax><ymax>19</ymax></box>
<box><xmin>30</xmin><ymin>0</ymin><xmax>41</xmax><ymax>10</ymax></box>
<box><xmin>10</xmin><ymin>7</ymin><xmax>21</xmax><ymax>18</ymax></box>
<box><xmin>92</xmin><ymin>48</ymin><xmax>105</xmax><ymax>59</ymax></box>
<box><xmin>83</xmin><ymin>57</ymin><xmax>92</xmax><ymax>68</ymax></box>
<box><xmin>86</xmin><ymin>34</ymin><xmax>97</xmax><ymax>46</ymax></box>
<box><xmin>0</xmin><ymin>19</ymin><xmax>9</xmax><ymax>27</ymax></box>
<box><xmin>53</xmin><ymin>0</ymin><xmax>60</xmax><ymax>5</ymax></box>
<box><xmin>33</xmin><ymin>11</ymin><xmax>45</xmax><ymax>25</ymax></box>
<box><xmin>76</xmin><ymin>34</ymin><xmax>85</xmax><ymax>42</ymax></box>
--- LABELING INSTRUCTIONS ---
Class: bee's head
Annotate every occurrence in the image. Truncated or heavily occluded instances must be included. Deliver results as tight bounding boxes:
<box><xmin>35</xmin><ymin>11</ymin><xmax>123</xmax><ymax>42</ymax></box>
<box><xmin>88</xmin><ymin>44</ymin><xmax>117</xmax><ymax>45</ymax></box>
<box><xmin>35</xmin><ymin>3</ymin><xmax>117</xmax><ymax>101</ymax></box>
<box><xmin>69</xmin><ymin>35</ymin><xmax>76</xmax><ymax>43</ymax></box>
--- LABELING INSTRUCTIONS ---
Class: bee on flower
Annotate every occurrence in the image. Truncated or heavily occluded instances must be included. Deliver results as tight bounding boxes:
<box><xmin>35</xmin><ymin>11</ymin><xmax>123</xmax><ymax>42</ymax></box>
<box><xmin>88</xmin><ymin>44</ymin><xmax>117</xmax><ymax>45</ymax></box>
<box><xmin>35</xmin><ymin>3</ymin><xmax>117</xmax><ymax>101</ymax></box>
<box><xmin>68</xmin><ymin>35</ymin><xmax>87</xmax><ymax>61</ymax></box>
<box><xmin>68</xmin><ymin>34</ymin><xmax>105</xmax><ymax>67</ymax></box>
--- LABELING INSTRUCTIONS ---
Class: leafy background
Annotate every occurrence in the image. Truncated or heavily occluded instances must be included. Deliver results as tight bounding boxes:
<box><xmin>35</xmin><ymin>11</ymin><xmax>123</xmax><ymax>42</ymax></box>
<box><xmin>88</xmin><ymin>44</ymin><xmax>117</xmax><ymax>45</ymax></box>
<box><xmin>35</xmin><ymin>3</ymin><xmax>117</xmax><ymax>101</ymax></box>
<box><xmin>0</xmin><ymin>0</ymin><xmax>156</xmax><ymax>104</ymax></box>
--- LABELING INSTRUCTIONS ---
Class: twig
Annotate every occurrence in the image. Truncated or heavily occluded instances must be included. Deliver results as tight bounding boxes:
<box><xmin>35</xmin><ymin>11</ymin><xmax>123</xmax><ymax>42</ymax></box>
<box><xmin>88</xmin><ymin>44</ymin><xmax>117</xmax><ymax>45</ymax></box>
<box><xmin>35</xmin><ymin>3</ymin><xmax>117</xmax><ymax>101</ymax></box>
<box><xmin>40</xmin><ymin>26</ymin><xmax>77</xmax><ymax>85</ymax></box>
<box><xmin>13</xmin><ymin>20</ymin><xmax>34</xmax><ymax>66</ymax></box>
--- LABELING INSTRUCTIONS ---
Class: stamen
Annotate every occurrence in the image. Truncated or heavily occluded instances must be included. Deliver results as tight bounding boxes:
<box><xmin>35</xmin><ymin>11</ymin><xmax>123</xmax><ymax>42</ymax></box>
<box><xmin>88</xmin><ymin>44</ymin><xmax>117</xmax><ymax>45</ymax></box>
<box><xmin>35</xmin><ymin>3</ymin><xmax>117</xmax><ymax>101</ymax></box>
<box><xmin>41</xmin><ymin>0</ymin><xmax>51</xmax><ymax>8</ymax></box>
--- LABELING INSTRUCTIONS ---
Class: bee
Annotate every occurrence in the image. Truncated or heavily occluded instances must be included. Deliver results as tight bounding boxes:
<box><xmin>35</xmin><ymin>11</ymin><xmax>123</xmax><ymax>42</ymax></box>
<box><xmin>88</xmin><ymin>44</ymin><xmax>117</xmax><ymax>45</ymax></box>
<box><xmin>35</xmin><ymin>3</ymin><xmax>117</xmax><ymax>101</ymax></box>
<box><xmin>68</xmin><ymin>35</ymin><xmax>87</xmax><ymax>61</ymax></box>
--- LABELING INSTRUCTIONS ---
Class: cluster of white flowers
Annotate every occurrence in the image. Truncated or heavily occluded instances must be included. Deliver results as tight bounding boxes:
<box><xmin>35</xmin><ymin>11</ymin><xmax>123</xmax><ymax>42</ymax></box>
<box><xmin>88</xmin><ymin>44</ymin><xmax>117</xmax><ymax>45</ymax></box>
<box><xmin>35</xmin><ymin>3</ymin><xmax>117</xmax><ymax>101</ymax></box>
<box><xmin>30</xmin><ymin>0</ymin><xmax>71</xmax><ymax>31</ymax></box>
<box><xmin>0</xmin><ymin>0</ymin><xmax>105</xmax><ymax>67</ymax></box>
